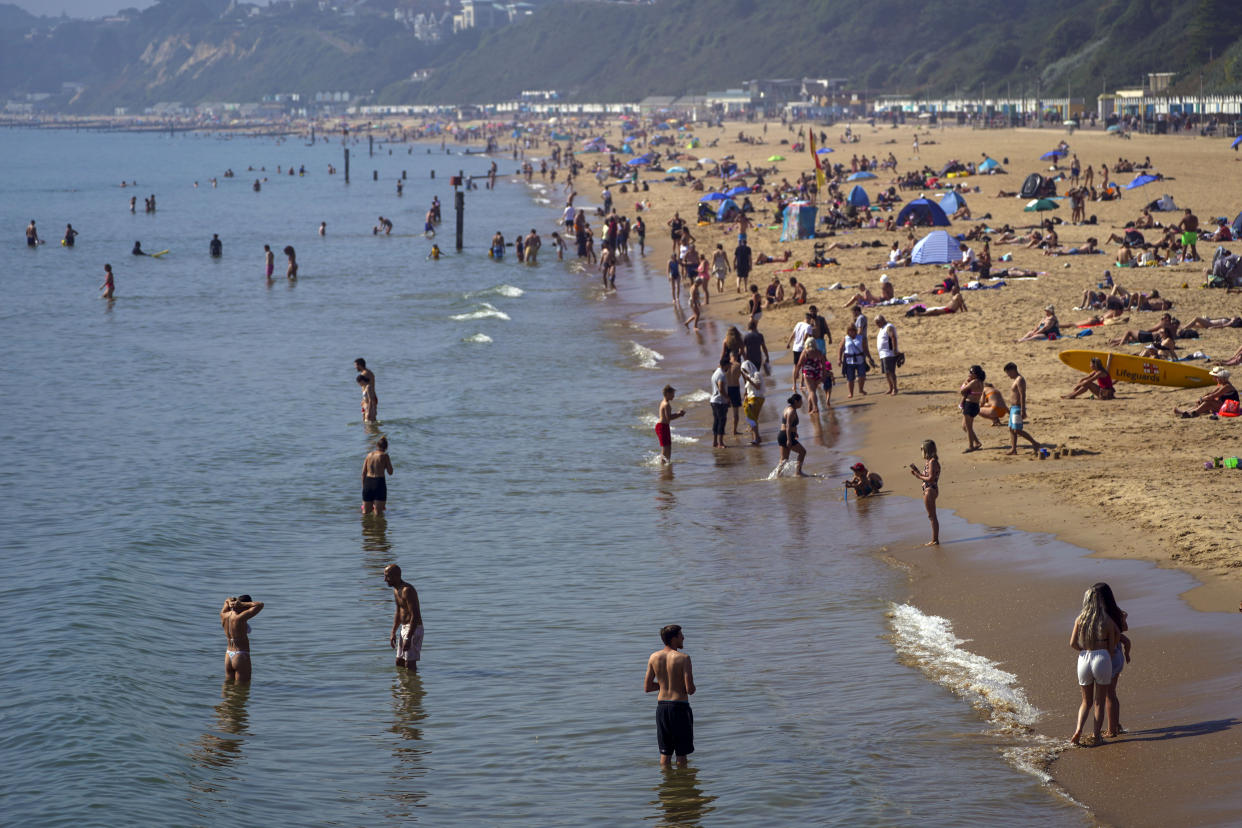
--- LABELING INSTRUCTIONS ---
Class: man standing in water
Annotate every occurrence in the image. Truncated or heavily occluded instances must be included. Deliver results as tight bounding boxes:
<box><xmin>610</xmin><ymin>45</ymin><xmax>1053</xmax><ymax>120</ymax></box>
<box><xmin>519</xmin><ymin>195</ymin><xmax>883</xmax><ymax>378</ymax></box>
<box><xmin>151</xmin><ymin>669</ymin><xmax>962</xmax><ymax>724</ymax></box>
<box><xmin>354</xmin><ymin>358</ymin><xmax>375</xmax><ymax>411</ymax></box>
<box><xmin>644</xmin><ymin>624</ymin><xmax>696</xmax><ymax>765</ymax></box>
<box><xmin>362</xmin><ymin>437</ymin><xmax>393</xmax><ymax>514</ymax></box>
<box><xmin>384</xmin><ymin>564</ymin><xmax>422</xmax><ymax>670</ymax></box>
<box><xmin>220</xmin><ymin>595</ymin><xmax>264</xmax><ymax>683</ymax></box>
<box><xmin>264</xmin><ymin>244</ymin><xmax>275</xmax><ymax>279</ymax></box>
<box><xmin>26</xmin><ymin>219</ymin><xmax>40</xmax><ymax>247</ymax></box>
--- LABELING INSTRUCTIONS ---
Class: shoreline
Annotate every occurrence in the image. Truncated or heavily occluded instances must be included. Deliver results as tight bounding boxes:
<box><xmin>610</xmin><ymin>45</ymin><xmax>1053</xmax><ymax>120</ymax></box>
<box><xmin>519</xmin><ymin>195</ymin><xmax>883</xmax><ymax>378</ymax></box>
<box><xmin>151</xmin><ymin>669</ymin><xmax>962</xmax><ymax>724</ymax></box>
<box><xmin>597</xmin><ymin>121</ymin><xmax>1242</xmax><ymax>824</ymax></box>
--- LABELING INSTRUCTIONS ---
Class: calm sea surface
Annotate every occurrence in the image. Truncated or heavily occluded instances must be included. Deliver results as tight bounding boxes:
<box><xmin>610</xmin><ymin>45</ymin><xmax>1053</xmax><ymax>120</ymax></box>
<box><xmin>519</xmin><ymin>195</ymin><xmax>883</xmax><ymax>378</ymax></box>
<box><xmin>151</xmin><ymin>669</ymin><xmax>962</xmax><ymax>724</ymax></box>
<box><xmin>0</xmin><ymin>128</ymin><xmax>1085</xmax><ymax>826</ymax></box>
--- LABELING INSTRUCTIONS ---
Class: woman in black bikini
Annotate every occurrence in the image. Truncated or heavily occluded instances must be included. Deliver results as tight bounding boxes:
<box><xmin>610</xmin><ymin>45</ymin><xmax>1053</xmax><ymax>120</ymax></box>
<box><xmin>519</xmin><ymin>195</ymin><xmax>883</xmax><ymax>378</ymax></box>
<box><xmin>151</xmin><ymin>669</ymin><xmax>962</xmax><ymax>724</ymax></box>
<box><xmin>909</xmin><ymin>439</ymin><xmax>940</xmax><ymax>545</ymax></box>
<box><xmin>959</xmin><ymin>365</ymin><xmax>985</xmax><ymax>452</ymax></box>
<box><xmin>777</xmin><ymin>393</ymin><xmax>807</xmax><ymax>476</ymax></box>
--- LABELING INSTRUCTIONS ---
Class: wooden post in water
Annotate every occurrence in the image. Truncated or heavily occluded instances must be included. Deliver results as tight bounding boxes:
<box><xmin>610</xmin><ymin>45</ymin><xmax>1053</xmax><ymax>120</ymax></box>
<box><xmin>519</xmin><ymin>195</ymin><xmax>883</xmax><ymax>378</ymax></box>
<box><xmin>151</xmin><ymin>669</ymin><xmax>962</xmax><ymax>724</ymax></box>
<box><xmin>369</xmin><ymin>134</ymin><xmax>374</xmax><ymax>157</ymax></box>
<box><xmin>344</xmin><ymin>148</ymin><xmax>350</xmax><ymax>183</ymax></box>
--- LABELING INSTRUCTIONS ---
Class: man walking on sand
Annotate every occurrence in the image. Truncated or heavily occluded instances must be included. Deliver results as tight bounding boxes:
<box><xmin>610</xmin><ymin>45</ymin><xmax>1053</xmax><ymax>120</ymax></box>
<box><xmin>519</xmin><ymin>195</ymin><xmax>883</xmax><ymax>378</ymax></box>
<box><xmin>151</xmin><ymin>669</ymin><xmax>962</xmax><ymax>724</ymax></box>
<box><xmin>384</xmin><ymin>564</ymin><xmax>422</xmax><ymax>670</ymax></box>
<box><xmin>1003</xmin><ymin>362</ymin><xmax>1042</xmax><ymax>455</ymax></box>
<box><xmin>875</xmin><ymin>314</ymin><xmax>899</xmax><ymax>395</ymax></box>
<box><xmin>644</xmin><ymin>624</ymin><xmax>696</xmax><ymax>766</ymax></box>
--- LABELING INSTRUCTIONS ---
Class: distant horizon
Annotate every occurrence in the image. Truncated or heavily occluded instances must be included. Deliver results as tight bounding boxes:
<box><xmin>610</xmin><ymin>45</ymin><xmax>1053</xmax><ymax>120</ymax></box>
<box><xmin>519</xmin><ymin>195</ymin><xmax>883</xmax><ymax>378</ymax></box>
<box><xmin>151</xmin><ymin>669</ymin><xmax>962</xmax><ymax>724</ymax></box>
<box><xmin>10</xmin><ymin>0</ymin><xmax>273</xmax><ymax>19</ymax></box>
<box><xmin>11</xmin><ymin>0</ymin><xmax>150</xmax><ymax>18</ymax></box>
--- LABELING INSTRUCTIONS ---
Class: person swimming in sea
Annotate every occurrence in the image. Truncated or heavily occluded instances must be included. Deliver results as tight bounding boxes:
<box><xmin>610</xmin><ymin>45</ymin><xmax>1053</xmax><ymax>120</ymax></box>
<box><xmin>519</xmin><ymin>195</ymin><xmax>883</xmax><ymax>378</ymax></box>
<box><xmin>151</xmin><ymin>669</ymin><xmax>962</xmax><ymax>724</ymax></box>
<box><xmin>132</xmin><ymin>241</ymin><xmax>147</xmax><ymax>256</ymax></box>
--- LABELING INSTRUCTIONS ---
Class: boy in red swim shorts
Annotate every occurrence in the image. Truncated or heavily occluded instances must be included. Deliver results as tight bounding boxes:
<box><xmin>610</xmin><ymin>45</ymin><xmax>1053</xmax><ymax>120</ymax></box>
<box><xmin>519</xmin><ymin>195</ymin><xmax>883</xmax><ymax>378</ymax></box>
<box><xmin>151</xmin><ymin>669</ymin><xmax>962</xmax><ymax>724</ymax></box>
<box><xmin>657</xmin><ymin>385</ymin><xmax>686</xmax><ymax>463</ymax></box>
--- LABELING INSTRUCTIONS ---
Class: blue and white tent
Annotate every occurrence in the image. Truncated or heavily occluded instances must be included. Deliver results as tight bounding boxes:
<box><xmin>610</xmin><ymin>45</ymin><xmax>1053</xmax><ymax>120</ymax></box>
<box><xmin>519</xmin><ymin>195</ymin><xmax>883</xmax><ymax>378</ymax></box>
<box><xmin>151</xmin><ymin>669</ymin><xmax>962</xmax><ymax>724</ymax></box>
<box><xmin>911</xmin><ymin>230</ymin><xmax>956</xmax><ymax>264</ymax></box>
<box><xmin>979</xmin><ymin>157</ymin><xmax>1003</xmax><ymax>173</ymax></box>
<box><xmin>896</xmin><ymin>198</ymin><xmax>951</xmax><ymax>227</ymax></box>
<box><xmin>780</xmin><ymin>202</ymin><xmax>818</xmax><ymax>241</ymax></box>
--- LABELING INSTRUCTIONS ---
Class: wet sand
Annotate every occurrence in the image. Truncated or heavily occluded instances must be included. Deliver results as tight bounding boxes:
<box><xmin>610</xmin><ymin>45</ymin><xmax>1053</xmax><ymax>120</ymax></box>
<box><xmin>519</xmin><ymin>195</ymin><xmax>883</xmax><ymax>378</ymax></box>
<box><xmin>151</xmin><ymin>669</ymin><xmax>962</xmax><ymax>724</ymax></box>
<box><xmin>605</xmin><ymin>120</ymin><xmax>1242</xmax><ymax>825</ymax></box>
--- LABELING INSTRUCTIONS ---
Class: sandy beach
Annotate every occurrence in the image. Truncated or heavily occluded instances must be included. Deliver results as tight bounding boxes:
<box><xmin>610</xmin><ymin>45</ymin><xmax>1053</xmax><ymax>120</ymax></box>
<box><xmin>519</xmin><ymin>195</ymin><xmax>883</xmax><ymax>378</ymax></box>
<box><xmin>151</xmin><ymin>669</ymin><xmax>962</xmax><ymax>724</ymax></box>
<box><xmin>583</xmin><ymin>119</ymin><xmax>1242</xmax><ymax>824</ymax></box>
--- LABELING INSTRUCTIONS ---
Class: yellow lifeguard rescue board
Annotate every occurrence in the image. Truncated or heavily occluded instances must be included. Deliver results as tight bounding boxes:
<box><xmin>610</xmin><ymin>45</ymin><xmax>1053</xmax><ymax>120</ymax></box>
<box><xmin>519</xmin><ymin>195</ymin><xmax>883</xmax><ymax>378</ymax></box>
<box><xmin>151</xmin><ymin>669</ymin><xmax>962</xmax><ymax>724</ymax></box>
<box><xmin>1058</xmin><ymin>349</ymin><xmax>1213</xmax><ymax>388</ymax></box>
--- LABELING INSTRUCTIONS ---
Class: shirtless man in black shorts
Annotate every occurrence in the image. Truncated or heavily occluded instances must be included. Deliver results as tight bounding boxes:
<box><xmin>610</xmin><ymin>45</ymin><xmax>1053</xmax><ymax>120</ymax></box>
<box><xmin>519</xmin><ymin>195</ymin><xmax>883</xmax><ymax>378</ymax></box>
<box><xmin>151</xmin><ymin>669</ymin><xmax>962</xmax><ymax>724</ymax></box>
<box><xmin>644</xmin><ymin>624</ymin><xmax>696</xmax><ymax>766</ymax></box>
<box><xmin>362</xmin><ymin>437</ymin><xmax>393</xmax><ymax>515</ymax></box>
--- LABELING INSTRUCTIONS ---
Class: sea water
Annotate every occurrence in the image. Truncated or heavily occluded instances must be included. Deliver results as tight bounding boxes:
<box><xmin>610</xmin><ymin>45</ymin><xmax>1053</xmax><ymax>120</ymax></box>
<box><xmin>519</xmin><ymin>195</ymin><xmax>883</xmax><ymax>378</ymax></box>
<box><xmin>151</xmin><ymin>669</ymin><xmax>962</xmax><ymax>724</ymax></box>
<box><xmin>0</xmin><ymin>129</ymin><xmax>1085</xmax><ymax>826</ymax></box>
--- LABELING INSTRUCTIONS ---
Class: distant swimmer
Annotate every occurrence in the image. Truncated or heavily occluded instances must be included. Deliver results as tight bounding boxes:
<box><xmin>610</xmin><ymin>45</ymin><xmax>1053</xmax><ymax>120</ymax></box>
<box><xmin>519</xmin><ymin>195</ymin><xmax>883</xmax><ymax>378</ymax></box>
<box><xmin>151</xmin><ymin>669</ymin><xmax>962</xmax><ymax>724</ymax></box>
<box><xmin>643</xmin><ymin>624</ymin><xmax>696</xmax><ymax>766</ymax></box>
<box><xmin>253</xmin><ymin>179</ymin><xmax>261</xmax><ymax>192</ymax></box>
<box><xmin>263</xmin><ymin>244</ymin><xmax>274</xmax><ymax>279</ymax></box>
<box><xmin>656</xmin><ymin>385</ymin><xmax>686</xmax><ymax>463</ymax></box>
<box><xmin>132</xmin><ymin>241</ymin><xmax>147</xmax><ymax>256</ymax></box>
<box><xmin>25</xmin><ymin>219</ymin><xmax>40</xmax><ymax>247</ymax></box>
<box><xmin>220</xmin><ymin>595</ymin><xmax>264</xmax><ymax>683</ymax></box>
<box><xmin>283</xmin><ymin>245</ymin><xmax>297</xmax><ymax>280</ymax></box>
<box><xmin>362</xmin><ymin>436</ymin><xmax>392</xmax><ymax>515</ymax></box>
<box><xmin>318</xmin><ymin>221</ymin><xmax>326</xmax><ymax>236</ymax></box>
<box><xmin>427</xmin><ymin>244</ymin><xmax>441</xmax><ymax>260</ymax></box>
<box><xmin>491</xmin><ymin>231</ymin><xmax>505</xmax><ymax>259</ymax></box>
<box><xmin>424</xmin><ymin>208</ymin><xmax>436</xmax><ymax>237</ymax></box>
<box><xmin>63</xmin><ymin>223</ymin><xmax>78</xmax><ymax>248</ymax></box>
<box><xmin>525</xmin><ymin>229</ymin><xmax>541</xmax><ymax>264</ymax></box>
<box><xmin>357</xmin><ymin>372</ymin><xmax>378</xmax><ymax>423</ymax></box>
<box><xmin>354</xmin><ymin>358</ymin><xmax>375</xmax><ymax>402</ymax></box>
<box><xmin>375</xmin><ymin>216</ymin><xmax>393</xmax><ymax>236</ymax></box>
<box><xmin>129</xmin><ymin>196</ymin><xmax>137</xmax><ymax>213</ymax></box>
<box><xmin>384</xmin><ymin>563</ymin><xmax>422</xmax><ymax>670</ymax></box>
<box><xmin>100</xmin><ymin>263</ymin><xmax>114</xmax><ymax>300</ymax></box>
<box><xmin>209</xmin><ymin>233</ymin><xmax>223</xmax><ymax>258</ymax></box>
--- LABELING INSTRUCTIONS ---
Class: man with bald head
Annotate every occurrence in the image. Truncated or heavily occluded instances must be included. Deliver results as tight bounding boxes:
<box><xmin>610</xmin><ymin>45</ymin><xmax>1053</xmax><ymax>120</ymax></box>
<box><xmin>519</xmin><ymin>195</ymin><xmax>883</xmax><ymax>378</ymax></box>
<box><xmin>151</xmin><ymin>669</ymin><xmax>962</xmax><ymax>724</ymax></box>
<box><xmin>384</xmin><ymin>564</ymin><xmax>422</xmax><ymax>670</ymax></box>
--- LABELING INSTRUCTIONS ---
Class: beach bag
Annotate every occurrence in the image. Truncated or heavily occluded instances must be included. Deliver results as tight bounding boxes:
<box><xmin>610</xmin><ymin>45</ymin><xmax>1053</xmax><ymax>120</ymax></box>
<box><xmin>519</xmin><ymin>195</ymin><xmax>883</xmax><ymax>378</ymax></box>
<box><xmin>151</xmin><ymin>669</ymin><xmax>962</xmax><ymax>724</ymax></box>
<box><xmin>1220</xmin><ymin>399</ymin><xmax>1240</xmax><ymax>417</ymax></box>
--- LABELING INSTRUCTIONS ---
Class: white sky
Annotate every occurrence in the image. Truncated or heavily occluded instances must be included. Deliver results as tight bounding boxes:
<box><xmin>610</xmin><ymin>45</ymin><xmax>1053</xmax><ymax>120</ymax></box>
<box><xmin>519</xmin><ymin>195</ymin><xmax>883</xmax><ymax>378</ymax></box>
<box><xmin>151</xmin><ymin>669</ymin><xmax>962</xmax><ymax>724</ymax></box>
<box><xmin>13</xmin><ymin>0</ymin><xmax>156</xmax><ymax>17</ymax></box>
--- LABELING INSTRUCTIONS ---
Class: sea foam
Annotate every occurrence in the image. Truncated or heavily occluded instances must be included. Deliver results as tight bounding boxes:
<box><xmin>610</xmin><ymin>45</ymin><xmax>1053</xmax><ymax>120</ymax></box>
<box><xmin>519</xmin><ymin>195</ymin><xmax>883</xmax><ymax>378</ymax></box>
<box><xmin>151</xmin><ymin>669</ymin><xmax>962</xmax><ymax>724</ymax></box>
<box><xmin>462</xmin><ymin>333</ymin><xmax>493</xmax><ymax>344</ymax></box>
<box><xmin>450</xmin><ymin>302</ymin><xmax>510</xmax><ymax>321</ymax></box>
<box><xmin>629</xmin><ymin>342</ymin><xmax>663</xmax><ymax>369</ymax></box>
<box><xmin>888</xmin><ymin>603</ymin><xmax>1074</xmax><ymax>789</ymax></box>
<box><xmin>466</xmin><ymin>284</ymin><xmax>524</xmax><ymax>299</ymax></box>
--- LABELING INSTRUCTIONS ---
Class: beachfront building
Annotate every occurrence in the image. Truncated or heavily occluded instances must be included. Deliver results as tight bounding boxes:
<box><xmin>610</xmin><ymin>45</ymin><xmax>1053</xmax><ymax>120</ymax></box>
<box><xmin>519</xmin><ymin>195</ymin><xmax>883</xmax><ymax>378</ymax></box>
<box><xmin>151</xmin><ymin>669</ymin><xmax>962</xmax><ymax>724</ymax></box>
<box><xmin>871</xmin><ymin>95</ymin><xmax>1087</xmax><ymax>126</ymax></box>
<box><xmin>1098</xmin><ymin>89</ymin><xmax>1242</xmax><ymax>132</ymax></box>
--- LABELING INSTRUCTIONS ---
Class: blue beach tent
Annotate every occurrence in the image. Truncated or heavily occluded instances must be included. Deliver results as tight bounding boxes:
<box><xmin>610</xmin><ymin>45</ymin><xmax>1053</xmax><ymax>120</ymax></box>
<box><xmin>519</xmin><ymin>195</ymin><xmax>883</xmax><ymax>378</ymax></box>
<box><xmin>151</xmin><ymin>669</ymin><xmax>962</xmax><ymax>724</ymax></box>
<box><xmin>979</xmin><ymin>156</ymin><xmax>1001</xmax><ymax>172</ymax></box>
<box><xmin>911</xmin><ymin>230</ymin><xmax>956</xmax><ymax>264</ymax></box>
<box><xmin>896</xmin><ymin>198</ymin><xmax>951</xmax><ymax>227</ymax></box>
<box><xmin>847</xmin><ymin>185</ymin><xmax>870</xmax><ymax>208</ymax></box>
<box><xmin>716</xmin><ymin>199</ymin><xmax>742</xmax><ymax>222</ymax></box>
<box><xmin>1125</xmin><ymin>174</ymin><xmax>1158</xmax><ymax>190</ymax></box>
<box><xmin>780</xmin><ymin>201</ymin><xmax>818</xmax><ymax>241</ymax></box>
<box><xmin>938</xmin><ymin>191</ymin><xmax>967</xmax><ymax>215</ymax></box>
<box><xmin>1232</xmin><ymin>211</ymin><xmax>1242</xmax><ymax>237</ymax></box>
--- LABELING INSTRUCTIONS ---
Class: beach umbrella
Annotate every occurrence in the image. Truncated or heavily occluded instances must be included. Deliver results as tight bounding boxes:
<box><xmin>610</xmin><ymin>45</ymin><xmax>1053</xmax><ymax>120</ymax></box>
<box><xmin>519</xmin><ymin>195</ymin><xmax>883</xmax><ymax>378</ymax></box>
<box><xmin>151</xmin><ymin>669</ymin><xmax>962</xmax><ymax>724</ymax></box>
<box><xmin>699</xmin><ymin>192</ymin><xmax>728</xmax><ymax>201</ymax></box>
<box><xmin>1039</xmin><ymin>149</ymin><xmax>1066</xmax><ymax>160</ymax></box>
<box><xmin>847</xmin><ymin>171</ymin><xmax>877</xmax><ymax>181</ymax></box>
<box><xmin>1024</xmin><ymin>198</ymin><xmax>1059</xmax><ymax>212</ymax></box>
<box><xmin>725</xmin><ymin>185</ymin><xmax>750</xmax><ymax>197</ymax></box>
<box><xmin>1232</xmin><ymin>136</ymin><xmax>1242</xmax><ymax>149</ymax></box>
<box><xmin>1106</xmin><ymin>125</ymin><xmax>1122</xmax><ymax>133</ymax></box>
<box><xmin>667</xmin><ymin>166</ymin><xmax>687</xmax><ymax>173</ymax></box>
<box><xmin>911</xmin><ymin>230</ymin><xmax>956</xmax><ymax>264</ymax></box>
<box><xmin>1124</xmin><ymin>174</ymin><xmax>1158</xmax><ymax>190</ymax></box>
<box><xmin>625</xmin><ymin>155</ymin><xmax>651</xmax><ymax>166</ymax></box>
<box><xmin>767</xmin><ymin>154</ymin><xmax>785</xmax><ymax>161</ymax></box>
<box><xmin>816</xmin><ymin>147</ymin><xmax>834</xmax><ymax>154</ymax></box>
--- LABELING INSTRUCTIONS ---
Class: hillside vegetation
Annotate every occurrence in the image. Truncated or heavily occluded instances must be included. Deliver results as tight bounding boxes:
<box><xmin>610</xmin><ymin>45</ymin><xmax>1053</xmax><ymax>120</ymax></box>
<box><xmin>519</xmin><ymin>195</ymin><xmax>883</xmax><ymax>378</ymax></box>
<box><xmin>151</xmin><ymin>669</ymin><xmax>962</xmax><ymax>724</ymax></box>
<box><xmin>2</xmin><ymin>0</ymin><xmax>1241</xmax><ymax>112</ymax></box>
